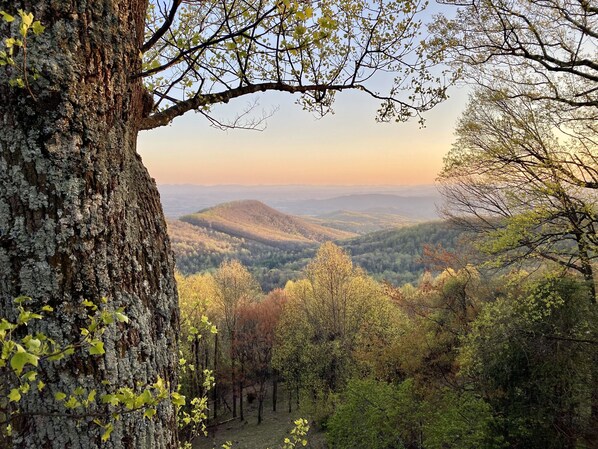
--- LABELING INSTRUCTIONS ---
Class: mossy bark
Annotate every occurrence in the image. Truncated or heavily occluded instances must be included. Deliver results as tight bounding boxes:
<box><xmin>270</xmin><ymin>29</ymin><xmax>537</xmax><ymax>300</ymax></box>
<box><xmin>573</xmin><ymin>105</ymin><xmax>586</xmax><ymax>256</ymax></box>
<box><xmin>0</xmin><ymin>1</ymin><xmax>179</xmax><ymax>448</ymax></box>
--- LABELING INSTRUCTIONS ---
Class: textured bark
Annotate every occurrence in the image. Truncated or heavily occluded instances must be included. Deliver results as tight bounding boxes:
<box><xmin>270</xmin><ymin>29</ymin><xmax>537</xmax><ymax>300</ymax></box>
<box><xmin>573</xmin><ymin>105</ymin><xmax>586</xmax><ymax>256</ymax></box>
<box><xmin>0</xmin><ymin>1</ymin><xmax>178</xmax><ymax>448</ymax></box>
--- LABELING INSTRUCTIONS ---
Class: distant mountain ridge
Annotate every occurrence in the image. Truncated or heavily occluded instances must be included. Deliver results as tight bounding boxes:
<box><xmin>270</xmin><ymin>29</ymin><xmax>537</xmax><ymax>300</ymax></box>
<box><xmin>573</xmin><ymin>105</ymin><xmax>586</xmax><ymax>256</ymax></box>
<box><xmin>180</xmin><ymin>200</ymin><xmax>356</xmax><ymax>249</ymax></box>
<box><xmin>157</xmin><ymin>184</ymin><xmax>441</xmax><ymax>218</ymax></box>
<box><xmin>278</xmin><ymin>193</ymin><xmax>440</xmax><ymax>219</ymax></box>
<box><xmin>305</xmin><ymin>210</ymin><xmax>418</xmax><ymax>234</ymax></box>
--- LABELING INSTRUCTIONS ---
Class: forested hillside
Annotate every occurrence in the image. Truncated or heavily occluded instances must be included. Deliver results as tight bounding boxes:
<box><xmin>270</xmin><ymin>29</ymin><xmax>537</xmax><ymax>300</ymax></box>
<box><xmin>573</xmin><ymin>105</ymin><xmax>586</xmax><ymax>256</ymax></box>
<box><xmin>305</xmin><ymin>210</ymin><xmax>418</xmax><ymax>234</ymax></box>
<box><xmin>169</xmin><ymin>209</ymin><xmax>469</xmax><ymax>290</ymax></box>
<box><xmin>181</xmin><ymin>200</ymin><xmax>356</xmax><ymax>248</ymax></box>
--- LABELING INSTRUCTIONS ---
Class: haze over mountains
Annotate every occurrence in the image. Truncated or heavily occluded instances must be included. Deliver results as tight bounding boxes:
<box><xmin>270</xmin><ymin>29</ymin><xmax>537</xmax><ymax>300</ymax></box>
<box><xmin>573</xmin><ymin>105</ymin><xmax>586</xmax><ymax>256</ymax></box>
<box><xmin>158</xmin><ymin>184</ymin><xmax>442</xmax><ymax>220</ymax></box>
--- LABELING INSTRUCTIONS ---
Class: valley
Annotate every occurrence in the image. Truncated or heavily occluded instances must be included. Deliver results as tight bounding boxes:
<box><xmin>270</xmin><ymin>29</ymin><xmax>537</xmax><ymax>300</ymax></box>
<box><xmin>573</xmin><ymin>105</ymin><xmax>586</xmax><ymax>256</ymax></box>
<box><xmin>165</xmin><ymin>191</ymin><xmax>468</xmax><ymax>290</ymax></box>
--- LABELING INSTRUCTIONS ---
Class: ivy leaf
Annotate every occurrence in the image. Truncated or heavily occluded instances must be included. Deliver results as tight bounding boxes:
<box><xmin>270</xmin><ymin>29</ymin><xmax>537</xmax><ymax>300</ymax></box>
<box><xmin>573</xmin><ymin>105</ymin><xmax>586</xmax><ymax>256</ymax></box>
<box><xmin>89</xmin><ymin>340</ymin><xmax>105</xmax><ymax>356</ymax></box>
<box><xmin>8</xmin><ymin>388</ymin><xmax>21</xmax><ymax>402</ymax></box>
<box><xmin>10</xmin><ymin>350</ymin><xmax>39</xmax><ymax>375</ymax></box>
<box><xmin>101</xmin><ymin>394</ymin><xmax>120</xmax><ymax>406</ymax></box>
<box><xmin>171</xmin><ymin>392</ymin><xmax>186</xmax><ymax>407</ymax></box>
<box><xmin>32</xmin><ymin>21</ymin><xmax>45</xmax><ymax>35</ymax></box>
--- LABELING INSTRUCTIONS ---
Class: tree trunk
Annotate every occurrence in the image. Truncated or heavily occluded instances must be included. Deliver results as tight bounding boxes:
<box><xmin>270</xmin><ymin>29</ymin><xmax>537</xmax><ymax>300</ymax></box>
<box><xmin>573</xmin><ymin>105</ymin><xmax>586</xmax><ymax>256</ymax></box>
<box><xmin>214</xmin><ymin>333</ymin><xmax>219</xmax><ymax>421</ymax></box>
<box><xmin>258</xmin><ymin>396</ymin><xmax>264</xmax><ymax>425</ymax></box>
<box><xmin>239</xmin><ymin>377</ymin><xmax>244</xmax><ymax>421</ymax></box>
<box><xmin>272</xmin><ymin>373</ymin><xmax>278</xmax><ymax>412</ymax></box>
<box><xmin>232</xmin><ymin>358</ymin><xmax>237</xmax><ymax>418</ymax></box>
<box><xmin>0</xmin><ymin>1</ymin><xmax>179</xmax><ymax>448</ymax></box>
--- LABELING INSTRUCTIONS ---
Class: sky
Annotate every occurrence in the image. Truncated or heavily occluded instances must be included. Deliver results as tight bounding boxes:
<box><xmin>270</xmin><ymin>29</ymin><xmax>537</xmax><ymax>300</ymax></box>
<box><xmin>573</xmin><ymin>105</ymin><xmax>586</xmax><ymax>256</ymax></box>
<box><xmin>137</xmin><ymin>85</ymin><xmax>469</xmax><ymax>186</ymax></box>
<box><xmin>137</xmin><ymin>3</ymin><xmax>469</xmax><ymax>187</ymax></box>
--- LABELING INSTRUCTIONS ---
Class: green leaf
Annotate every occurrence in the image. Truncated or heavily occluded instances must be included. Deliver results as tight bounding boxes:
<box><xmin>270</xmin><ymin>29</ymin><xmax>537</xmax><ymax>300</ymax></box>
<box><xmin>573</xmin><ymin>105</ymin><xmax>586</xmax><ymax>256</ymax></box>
<box><xmin>23</xmin><ymin>370</ymin><xmax>37</xmax><ymax>382</ymax></box>
<box><xmin>114</xmin><ymin>311</ymin><xmax>129</xmax><ymax>324</ymax></box>
<box><xmin>143</xmin><ymin>408</ymin><xmax>157</xmax><ymax>419</ymax></box>
<box><xmin>8</xmin><ymin>388</ymin><xmax>21</xmax><ymax>402</ymax></box>
<box><xmin>10</xmin><ymin>350</ymin><xmax>39</xmax><ymax>375</ymax></box>
<box><xmin>101</xmin><ymin>423</ymin><xmax>114</xmax><ymax>442</ymax></box>
<box><xmin>65</xmin><ymin>396</ymin><xmax>81</xmax><ymax>409</ymax></box>
<box><xmin>26</xmin><ymin>337</ymin><xmax>41</xmax><ymax>351</ymax></box>
<box><xmin>18</xmin><ymin>10</ymin><xmax>34</xmax><ymax>37</ymax></box>
<box><xmin>171</xmin><ymin>392</ymin><xmax>186</xmax><ymax>407</ymax></box>
<box><xmin>1</xmin><ymin>11</ymin><xmax>15</xmax><ymax>22</ymax></box>
<box><xmin>101</xmin><ymin>394</ymin><xmax>120</xmax><ymax>406</ymax></box>
<box><xmin>82</xmin><ymin>299</ymin><xmax>97</xmax><ymax>310</ymax></box>
<box><xmin>74</xmin><ymin>387</ymin><xmax>85</xmax><ymax>396</ymax></box>
<box><xmin>89</xmin><ymin>340</ymin><xmax>105</xmax><ymax>356</ymax></box>
<box><xmin>32</xmin><ymin>21</ymin><xmax>45</xmax><ymax>35</ymax></box>
<box><xmin>54</xmin><ymin>392</ymin><xmax>67</xmax><ymax>401</ymax></box>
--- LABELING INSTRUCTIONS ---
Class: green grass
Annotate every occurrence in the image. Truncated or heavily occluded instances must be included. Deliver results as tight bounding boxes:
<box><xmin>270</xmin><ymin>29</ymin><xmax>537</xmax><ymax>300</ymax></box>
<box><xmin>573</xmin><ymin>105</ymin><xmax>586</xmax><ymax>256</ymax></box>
<box><xmin>194</xmin><ymin>389</ymin><xmax>326</xmax><ymax>449</ymax></box>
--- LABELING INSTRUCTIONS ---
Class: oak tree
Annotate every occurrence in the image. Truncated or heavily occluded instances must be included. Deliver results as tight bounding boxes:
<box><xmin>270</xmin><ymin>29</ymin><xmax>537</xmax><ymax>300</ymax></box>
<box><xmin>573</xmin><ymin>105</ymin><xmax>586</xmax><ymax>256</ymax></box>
<box><xmin>0</xmin><ymin>1</ymin><xmax>449</xmax><ymax>447</ymax></box>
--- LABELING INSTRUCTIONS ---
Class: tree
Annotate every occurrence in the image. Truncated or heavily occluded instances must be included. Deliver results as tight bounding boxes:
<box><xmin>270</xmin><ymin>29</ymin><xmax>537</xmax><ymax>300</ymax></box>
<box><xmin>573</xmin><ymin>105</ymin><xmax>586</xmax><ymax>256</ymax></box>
<box><xmin>438</xmin><ymin>89</ymin><xmax>597</xmax><ymax>301</ymax></box>
<box><xmin>436</xmin><ymin>0</ymin><xmax>598</xmax><ymax>110</ymax></box>
<box><xmin>177</xmin><ymin>272</ymin><xmax>217</xmax><ymax>400</ymax></box>
<box><xmin>387</xmin><ymin>267</ymin><xmax>487</xmax><ymax>387</ymax></box>
<box><xmin>459</xmin><ymin>274</ymin><xmax>598</xmax><ymax>448</ymax></box>
<box><xmin>327</xmin><ymin>378</ymin><xmax>493</xmax><ymax>449</ymax></box>
<box><xmin>212</xmin><ymin>260</ymin><xmax>260</xmax><ymax>419</ymax></box>
<box><xmin>235</xmin><ymin>290</ymin><xmax>285</xmax><ymax>424</ymax></box>
<box><xmin>275</xmin><ymin>242</ymin><xmax>390</xmax><ymax>407</ymax></box>
<box><xmin>0</xmin><ymin>1</ymin><xmax>449</xmax><ymax>447</ymax></box>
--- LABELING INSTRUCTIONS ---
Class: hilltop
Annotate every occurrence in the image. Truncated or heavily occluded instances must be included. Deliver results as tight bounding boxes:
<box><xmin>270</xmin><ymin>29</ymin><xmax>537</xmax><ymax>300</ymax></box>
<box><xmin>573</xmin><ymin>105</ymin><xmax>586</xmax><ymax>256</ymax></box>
<box><xmin>180</xmin><ymin>200</ymin><xmax>356</xmax><ymax>249</ymax></box>
<box><xmin>169</xmin><ymin>207</ymin><xmax>470</xmax><ymax>290</ymax></box>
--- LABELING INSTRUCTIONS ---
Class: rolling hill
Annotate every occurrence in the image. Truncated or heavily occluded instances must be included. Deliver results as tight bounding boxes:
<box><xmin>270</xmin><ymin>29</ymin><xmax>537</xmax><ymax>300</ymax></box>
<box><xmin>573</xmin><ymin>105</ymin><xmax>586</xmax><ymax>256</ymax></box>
<box><xmin>180</xmin><ymin>200</ymin><xmax>356</xmax><ymax>249</ymax></box>
<box><xmin>305</xmin><ymin>210</ymin><xmax>418</xmax><ymax>234</ymax></box>
<box><xmin>168</xmin><ymin>202</ymin><xmax>473</xmax><ymax>290</ymax></box>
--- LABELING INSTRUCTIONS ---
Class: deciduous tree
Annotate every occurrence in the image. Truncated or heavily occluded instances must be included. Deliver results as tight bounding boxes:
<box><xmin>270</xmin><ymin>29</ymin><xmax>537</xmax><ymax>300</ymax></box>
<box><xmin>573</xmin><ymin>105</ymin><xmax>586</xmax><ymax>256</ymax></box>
<box><xmin>0</xmin><ymin>1</ymin><xmax>450</xmax><ymax>447</ymax></box>
<box><xmin>438</xmin><ymin>89</ymin><xmax>597</xmax><ymax>300</ymax></box>
<box><xmin>436</xmin><ymin>0</ymin><xmax>598</xmax><ymax>110</ymax></box>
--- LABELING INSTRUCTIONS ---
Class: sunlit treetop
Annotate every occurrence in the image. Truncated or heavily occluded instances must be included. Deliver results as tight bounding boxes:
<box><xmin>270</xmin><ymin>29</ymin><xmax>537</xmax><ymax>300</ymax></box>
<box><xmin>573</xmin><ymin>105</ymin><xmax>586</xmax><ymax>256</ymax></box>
<box><xmin>140</xmin><ymin>0</ymin><xmax>453</xmax><ymax>130</ymax></box>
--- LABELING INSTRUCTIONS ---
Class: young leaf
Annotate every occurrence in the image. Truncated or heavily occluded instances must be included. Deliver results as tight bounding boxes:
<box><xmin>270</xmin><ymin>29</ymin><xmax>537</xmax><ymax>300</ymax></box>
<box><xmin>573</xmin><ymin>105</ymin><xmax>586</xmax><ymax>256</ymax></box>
<box><xmin>0</xmin><ymin>11</ymin><xmax>15</xmax><ymax>22</ymax></box>
<box><xmin>8</xmin><ymin>388</ymin><xmax>21</xmax><ymax>402</ymax></box>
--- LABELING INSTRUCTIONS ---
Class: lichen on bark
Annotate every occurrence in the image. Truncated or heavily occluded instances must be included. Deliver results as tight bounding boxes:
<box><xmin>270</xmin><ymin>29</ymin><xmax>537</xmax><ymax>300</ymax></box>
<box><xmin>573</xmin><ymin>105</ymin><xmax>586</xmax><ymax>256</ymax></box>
<box><xmin>0</xmin><ymin>1</ymin><xmax>179</xmax><ymax>448</ymax></box>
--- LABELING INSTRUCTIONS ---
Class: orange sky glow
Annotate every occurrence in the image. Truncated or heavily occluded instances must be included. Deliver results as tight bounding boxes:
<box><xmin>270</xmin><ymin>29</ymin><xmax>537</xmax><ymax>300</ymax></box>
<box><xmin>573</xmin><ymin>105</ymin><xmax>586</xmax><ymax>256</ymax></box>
<box><xmin>138</xmin><ymin>89</ymin><xmax>469</xmax><ymax>186</ymax></box>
